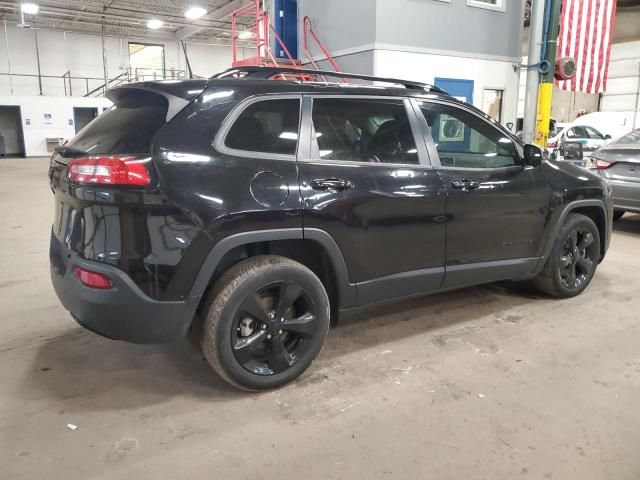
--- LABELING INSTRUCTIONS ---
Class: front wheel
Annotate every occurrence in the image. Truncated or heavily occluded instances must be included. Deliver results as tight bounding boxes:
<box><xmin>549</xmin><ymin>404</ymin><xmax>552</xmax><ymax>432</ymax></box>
<box><xmin>201</xmin><ymin>255</ymin><xmax>330</xmax><ymax>391</ymax></box>
<box><xmin>531</xmin><ymin>213</ymin><xmax>600</xmax><ymax>298</ymax></box>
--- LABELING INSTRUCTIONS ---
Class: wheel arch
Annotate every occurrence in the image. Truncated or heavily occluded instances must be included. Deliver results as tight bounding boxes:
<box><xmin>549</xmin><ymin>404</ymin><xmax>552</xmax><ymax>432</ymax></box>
<box><xmin>535</xmin><ymin>199</ymin><xmax>609</xmax><ymax>274</ymax></box>
<box><xmin>189</xmin><ymin>228</ymin><xmax>357</xmax><ymax>318</ymax></box>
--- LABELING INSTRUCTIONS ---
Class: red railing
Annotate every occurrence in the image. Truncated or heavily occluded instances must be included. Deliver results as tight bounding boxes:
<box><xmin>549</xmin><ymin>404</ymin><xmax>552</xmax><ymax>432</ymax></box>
<box><xmin>230</xmin><ymin>1</ymin><xmax>343</xmax><ymax>82</ymax></box>
<box><xmin>231</xmin><ymin>0</ymin><xmax>299</xmax><ymax>73</ymax></box>
<box><xmin>302</xmin><ymin>16</ymin><xmax>346</xmax><ymax>82</ymax></box>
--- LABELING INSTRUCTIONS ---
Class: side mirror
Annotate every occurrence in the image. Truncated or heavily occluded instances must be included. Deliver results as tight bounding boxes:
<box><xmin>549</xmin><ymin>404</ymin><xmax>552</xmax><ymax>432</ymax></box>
<box><xmin>523</xmin><ymin>144</ymin><xmax>543</xmax><ymax>167</ymax></box>
<box><xmin>604</xmin><ymin>134</ymin><xmax>612</xmax><ymax>140</ymax></box>
<box><xmin>506</xmin><ymin>122</ymin><xmax>514</xmax><ymax>132</ymax></box>
<box><xmin>559</xmin><ymin>141</ymin><xmax>583</xmax><ymax>160</ymax></box>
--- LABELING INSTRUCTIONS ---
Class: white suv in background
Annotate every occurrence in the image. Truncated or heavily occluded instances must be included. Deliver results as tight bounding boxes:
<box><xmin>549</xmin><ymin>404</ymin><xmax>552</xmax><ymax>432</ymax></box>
<box><xmin>548</xmin><ymin>125</ymin><xmax>611</xmax><ymax>164</ymax></box>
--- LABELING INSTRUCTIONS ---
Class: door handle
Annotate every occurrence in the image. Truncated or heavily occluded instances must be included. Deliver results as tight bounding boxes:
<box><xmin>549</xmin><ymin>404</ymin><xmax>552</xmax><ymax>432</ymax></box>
<box><xmin>310</xmin><ymin>178</ymin><xmax>354</xmax><ymax>191</ymax></box>
<box><xmin>451</xmin><ymin>179</ymin><xmax>480</xmax><ymax>191</ymax></box>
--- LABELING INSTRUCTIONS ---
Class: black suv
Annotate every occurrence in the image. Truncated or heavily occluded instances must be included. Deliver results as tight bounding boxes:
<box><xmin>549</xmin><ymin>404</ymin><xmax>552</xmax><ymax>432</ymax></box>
<box><xmin>49</xmin><ymin>67</ymin><xmax>613</xmax><ymax>390</ymax></box>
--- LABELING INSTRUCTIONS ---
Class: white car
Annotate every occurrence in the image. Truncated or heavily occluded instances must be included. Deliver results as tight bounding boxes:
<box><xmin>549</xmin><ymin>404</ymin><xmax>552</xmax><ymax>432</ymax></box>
<box><xmin>547</xmin><ymin>125</ymin><xmax>611</xmax><ymax>165</ymax></box>
<box><xmin>566</xmin><ymin>111</ymin><xmax>638</xmax><ymax>140</ymax></box>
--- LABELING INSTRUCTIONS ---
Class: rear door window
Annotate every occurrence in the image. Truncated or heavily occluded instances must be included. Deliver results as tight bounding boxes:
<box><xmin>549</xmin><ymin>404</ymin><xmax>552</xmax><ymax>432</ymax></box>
<box><xmin>223</xmin><ymin>98</ymin><xmax>300</xmax><ymax>156</ymax></box>
<box><xmin>310</xmin><ymin>98</ymin><xmax>419</xmax><ymax>165</ymax></box>
<box><xmin>67</xmin><ymin>91</ymin><xmax>168</xmax><ymax>155</ymax></box>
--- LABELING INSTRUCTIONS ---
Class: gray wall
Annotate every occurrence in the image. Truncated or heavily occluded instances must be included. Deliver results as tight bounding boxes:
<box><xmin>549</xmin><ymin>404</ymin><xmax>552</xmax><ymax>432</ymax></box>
<box><xmin>375</xmin><ymin>0</ymin><xmax>523</xmax><ymax>60</ymax></box>
<box><xmin>312</xmin><ymin>51</ymin><xmax>375</xmax><ymax>75</ymax></box>
<box><xmin>298</xmin><ymin>0</ymin><xmax>376</xmax><ymax>59</ymax></box>
<box><xmin>298</xmin><ymin>0</ymin><xmax>523</xmax><ymax>63</ymax></box>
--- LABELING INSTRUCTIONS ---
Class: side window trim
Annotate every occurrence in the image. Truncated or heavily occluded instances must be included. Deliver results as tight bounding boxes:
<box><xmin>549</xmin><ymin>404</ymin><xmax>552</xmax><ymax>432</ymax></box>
<box><xmin>410</xmin><ymin>98</ymin><xmax>524</xmax><ymax>171</ymax></box>
<box><xmin>302</xmin><ymin>94</ymin><xmax>433</xmax><ymax>168</ymax></box>
<box><xmin>213</xmin><ymin>93</ymin><xmax>302</xmax><ymax>161</ymax></box>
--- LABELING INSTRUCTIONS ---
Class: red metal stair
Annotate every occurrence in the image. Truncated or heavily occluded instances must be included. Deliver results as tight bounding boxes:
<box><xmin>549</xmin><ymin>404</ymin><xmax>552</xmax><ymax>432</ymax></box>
<box><xmin>231</xmin><ymin>1</ymin><xmax>343</xmax><ymax>82</ymax></box>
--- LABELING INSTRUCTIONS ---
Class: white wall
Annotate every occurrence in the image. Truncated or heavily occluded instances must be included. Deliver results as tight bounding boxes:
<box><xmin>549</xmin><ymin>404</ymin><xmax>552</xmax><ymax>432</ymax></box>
<box><xmin>0</xmin><ymin>95</ymin><xmax>112</xmax><ymax>157</ymax></box>
<box><xmin>0</xmin><ymin>24</ymin><xmax>240</xmax><ymax>97</ymax></box>
<box><xmin>374</xmin><ymin>49</ymin><xmax>520</xmax><ymax>127</ymax></box>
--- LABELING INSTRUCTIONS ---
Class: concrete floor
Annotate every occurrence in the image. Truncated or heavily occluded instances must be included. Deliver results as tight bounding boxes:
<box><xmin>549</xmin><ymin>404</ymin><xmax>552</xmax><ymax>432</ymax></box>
<box><xmin>2</xmin><ymin>157</ymin><xmax>640</xmax><ymax>479</ymax></box>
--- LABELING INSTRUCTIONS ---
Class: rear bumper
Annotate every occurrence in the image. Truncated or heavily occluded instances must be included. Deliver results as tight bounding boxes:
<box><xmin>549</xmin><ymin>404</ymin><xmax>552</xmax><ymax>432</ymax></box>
<box><xmin>609</xmin><ymin>180</ymin><xmax>640</xmax><ymax>213</ymax></box>
<box><xmin>50</xmin><ymin>231</ymin><xmax>198</xmax><ymax>343</ymax></box>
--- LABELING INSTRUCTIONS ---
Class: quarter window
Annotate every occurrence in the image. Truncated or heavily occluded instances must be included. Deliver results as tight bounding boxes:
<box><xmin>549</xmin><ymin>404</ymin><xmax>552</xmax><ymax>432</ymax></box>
<box><xmin>311</xmin><ymin>98</ymin><xmax>419</xmax><ymax>165</ymax></box>
<box><xmin>224</xmin><ymin>98</ymin><xmax>300</xmax><ymax>155</ymax></box>
<box><xmin>419</xmin><ymin>102</ymin><xmax>519</xmax><ymax>169</ymax></box>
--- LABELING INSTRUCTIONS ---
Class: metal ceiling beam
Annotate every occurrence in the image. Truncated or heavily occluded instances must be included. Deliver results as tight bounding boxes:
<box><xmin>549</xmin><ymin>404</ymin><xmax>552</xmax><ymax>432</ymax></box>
<box><xmin>0</xmin><ymin>1</ymin><xmax>223</xmax><ymax>30</ymax></box>
<box><xmin>174</xmin><ymin>0</ymin><xmax>250</xmax><ymax>41</ymax></box>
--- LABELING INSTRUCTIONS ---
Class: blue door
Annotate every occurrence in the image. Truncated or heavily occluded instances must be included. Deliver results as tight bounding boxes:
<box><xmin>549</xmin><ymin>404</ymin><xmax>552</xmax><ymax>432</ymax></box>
<box><xmin>434</xmin><ymin>77</ymin><xmax>474</xmax><ymax>103</ymax></box>
<box><xmin>433</xmin><ymin>78</ymin><xmax>475</xmax><ymax>152</ymax></box>
<box><xmin>274</xmin><ymin>0</ymin><xmax>298</xmax><ymax>59</ymax></box>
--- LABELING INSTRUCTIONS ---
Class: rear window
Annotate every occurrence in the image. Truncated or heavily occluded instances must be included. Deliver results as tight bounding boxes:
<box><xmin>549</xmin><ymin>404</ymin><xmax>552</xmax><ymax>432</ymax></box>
<box><xmin>67</xmin><ymin>91</ymin><xmax>168</xmax><ymax>155</ymax></box>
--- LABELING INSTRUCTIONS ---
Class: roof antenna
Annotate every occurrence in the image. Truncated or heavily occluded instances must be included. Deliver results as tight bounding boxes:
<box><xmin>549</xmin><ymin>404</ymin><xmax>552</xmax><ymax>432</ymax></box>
<box><xmin>181</xmin><ymin>40</ymin><xmax>193</xmax><ymax>79</ymax></box>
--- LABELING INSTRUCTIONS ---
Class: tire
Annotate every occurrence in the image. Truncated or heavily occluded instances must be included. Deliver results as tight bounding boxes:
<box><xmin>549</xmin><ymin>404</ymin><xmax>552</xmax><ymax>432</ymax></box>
<box><xmin>613</xmin><ymin>210</ymin><xmax>625</xmax><ymax>221</ymax></box>
<box><xmin>201</xmin><ymin>255</ymin><xmax>331</xmax><ymax>391</ymax></box>
<box><xmin>531</xmin><ymin>213</ymin><xmax>600</xmax><ymax>298</ymax></box>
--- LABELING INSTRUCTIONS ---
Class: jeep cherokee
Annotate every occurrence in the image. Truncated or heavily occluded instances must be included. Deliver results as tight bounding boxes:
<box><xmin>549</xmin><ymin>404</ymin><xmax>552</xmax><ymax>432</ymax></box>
<box><xmin>49</xmin><ymin>67</ymin><xmax>613</xmax><ymax>390</ymax></box>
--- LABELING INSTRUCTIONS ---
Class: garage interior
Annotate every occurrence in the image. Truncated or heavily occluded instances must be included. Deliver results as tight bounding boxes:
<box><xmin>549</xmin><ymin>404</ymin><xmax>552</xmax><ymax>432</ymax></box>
<box><xmin>1</xmin><ymin>0</ymin><xmax>640</xmax><ymax>478</ymax></box>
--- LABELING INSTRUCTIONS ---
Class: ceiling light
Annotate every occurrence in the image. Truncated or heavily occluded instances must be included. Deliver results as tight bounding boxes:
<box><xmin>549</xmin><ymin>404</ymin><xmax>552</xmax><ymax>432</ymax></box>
<box><xmin>147</xmin><ymin>19</ymin><xmax>164</xmax><ymax>29</ymax></box>
<box><xmin>21</xmin><ymin>3</ymin><xmax>39</xmax><ymax>14</ymax></box>
<box><xmin>184</xmin><ymin>6</ymin><xmax>207</xmax><ymax>20</ymax></box>
<box><xmin>238</xmin><ymin>30</ymin><xmax>255</xmax><ymax>40</ymax></box>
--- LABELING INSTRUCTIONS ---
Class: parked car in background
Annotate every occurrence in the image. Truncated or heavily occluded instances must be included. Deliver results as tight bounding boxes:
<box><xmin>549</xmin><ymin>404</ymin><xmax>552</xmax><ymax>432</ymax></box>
<box><xmin>567</xmin><ymin>111</ymin><xmax>638</xmax><ymax>141</ymax></box>
<box><xmin>548</xmin><ymin>125</ymin><xmax>611</xmax><ymax>165</ymax></box>
<box><xmin>592</xmin><ymin>128</ymin><xmax>640</xmax><ymax>220</ymax></box>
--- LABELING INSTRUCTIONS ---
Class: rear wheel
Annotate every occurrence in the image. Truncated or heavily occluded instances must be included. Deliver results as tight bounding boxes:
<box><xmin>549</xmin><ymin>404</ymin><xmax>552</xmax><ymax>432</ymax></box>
<box><xmin>613</xmin><ymin>210</ymin><xmax>625</xmax><ymax>221</ymax></box>
<box><xmin>201</xmin><ymin>255</ymin><xmax>330</xmax><ymax>391</ymax></box>
<box><xmin>532</xmin><ymin>213</ymin><xmax>600</xmax><ymax>298</ymax></box>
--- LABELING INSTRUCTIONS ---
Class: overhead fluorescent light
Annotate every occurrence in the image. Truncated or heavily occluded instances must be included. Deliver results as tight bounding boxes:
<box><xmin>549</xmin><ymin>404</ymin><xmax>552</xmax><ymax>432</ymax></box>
<box><xmin>147</xmin><ymin>19</ymin><xmax>164</xmax><ymax>29</ymax></box>
<box><xmin>184</xmin><ymin>6</ymin><xmax>207</xmax><ymax>20</ymax></box>
<box><xmin>238</xmin><ymin>30</ymin><xmax>255</xmax><ymax>40</ymax></box>
<box><xmin>21</xmin><ymin>3</ymin><xmax>39</xmax><ymax>14</ymax></box>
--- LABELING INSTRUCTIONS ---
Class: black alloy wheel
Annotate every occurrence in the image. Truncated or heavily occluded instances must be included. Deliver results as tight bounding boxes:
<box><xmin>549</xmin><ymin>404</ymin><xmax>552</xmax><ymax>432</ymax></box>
<box><xmin>232</xmin><ymin>281</ymin><xmax>318</xmax><ymax>375</ymax></box>
<box><xmin>201</xmin><ymin>255</ymin><xmax>330</xmax><ymax>391</ymax></box>
<box><xmin>557</xmin><ymin>226</ymin><xmax>597</xmax><ymax>290</ymax></box>
<box><xmin>531</xmin><ymin>213</ymin><xmax>601</xmax><ymax>298</ymax></box>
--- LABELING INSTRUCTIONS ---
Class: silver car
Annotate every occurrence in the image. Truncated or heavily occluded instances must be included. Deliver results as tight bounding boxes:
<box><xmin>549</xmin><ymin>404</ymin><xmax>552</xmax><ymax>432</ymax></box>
<box><xmin>592</xmin><ymin>128</ymin><xmax>640</xmax><ymax>220</ymax></box>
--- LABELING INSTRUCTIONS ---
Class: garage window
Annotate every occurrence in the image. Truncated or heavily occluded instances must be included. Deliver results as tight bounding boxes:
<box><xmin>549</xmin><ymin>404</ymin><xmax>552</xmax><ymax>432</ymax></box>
<box><xmin>223</xmin><ymin>98</ymin><xmax>301</xmax><ymax>156</ymax></box>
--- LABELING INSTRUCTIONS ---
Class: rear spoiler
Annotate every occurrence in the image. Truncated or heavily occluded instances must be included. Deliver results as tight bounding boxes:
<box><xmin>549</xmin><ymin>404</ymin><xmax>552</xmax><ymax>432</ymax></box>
<box><xmin>107</xmin><ymin>79</ymin><xmax>208</xmax><ymax>122</ymax></box>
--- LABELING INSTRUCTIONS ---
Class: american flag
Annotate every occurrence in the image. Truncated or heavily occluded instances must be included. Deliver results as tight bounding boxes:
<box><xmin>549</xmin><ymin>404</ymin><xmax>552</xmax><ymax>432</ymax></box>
<box><xmin>556</xmin><ymin>0</ymin><xmax>618</xmax><ymax>94</ymax></box>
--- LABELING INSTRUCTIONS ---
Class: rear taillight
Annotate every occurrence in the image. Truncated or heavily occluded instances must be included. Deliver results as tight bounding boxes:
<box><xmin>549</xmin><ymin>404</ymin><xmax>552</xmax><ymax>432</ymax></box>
<box><xmin>547</xmin><ymin>141</ymin><xmax>557</xmax><ymax>148</ymax></box>
<box><xmin>73</xmin><ymin>266</ymin><xmax>113</xmax><ymax>289</ymax></box>
<box><xmin>68</xmin><ymin>156</ymin><xmax>150</xmax><ymax>186</ymax></box>
<box><xmin>594</xmin><ymin>158</ymin><xmax>615</xmax><ymax>170</ymax></box>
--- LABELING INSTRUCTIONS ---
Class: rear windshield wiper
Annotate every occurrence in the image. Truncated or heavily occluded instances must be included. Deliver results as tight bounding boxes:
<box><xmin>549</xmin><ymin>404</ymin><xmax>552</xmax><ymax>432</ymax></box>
<box><xmin>54</xmin><ymin>145</ymin><xmax>88</xmax><ymax>158</ymax></box>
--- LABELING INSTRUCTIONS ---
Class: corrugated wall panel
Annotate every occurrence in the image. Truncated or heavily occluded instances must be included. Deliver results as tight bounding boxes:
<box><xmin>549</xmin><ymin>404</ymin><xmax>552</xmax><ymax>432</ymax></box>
<box><xmin>600</xmin><ymin>41</ymin><xmax>639</xmax><ymax>115</ymax></box>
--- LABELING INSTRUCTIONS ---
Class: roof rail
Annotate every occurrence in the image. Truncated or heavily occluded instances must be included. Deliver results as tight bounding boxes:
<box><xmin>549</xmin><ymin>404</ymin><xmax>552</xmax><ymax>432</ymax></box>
<box><xmin>211</xmin><ymin>66</ymin><xmax>450</xmax><ymax>95</ymax></box>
